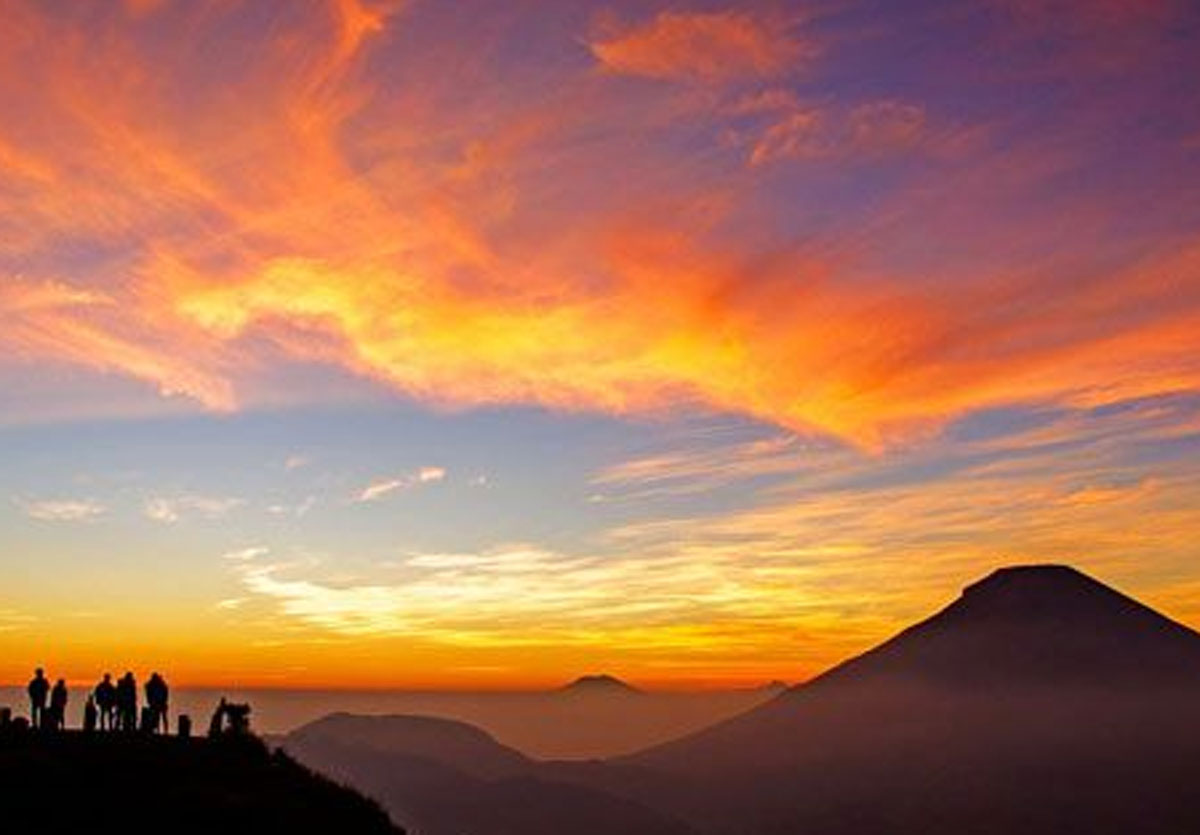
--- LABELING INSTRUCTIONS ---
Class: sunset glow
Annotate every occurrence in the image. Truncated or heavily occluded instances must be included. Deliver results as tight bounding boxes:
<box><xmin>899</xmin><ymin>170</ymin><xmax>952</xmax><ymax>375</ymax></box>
<box><xmin>2</xmin><ymin>0</ymin><xmax>1199</xmax><ymax>688</ymax></box>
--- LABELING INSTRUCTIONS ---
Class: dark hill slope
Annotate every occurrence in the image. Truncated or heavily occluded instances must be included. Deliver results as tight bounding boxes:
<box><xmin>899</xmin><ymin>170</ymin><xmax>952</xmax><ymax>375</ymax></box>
<box><xmin>287</xmin><ymin>712</ymin><xmax>532</xmax><ymax>779</ymax></box>
<box><xmin>281</xmin><ymin>713</ymin><xmax>697</xmax><ymax>835</ymax></box>
<box><xmin>594</xmin><ymin>565</ymin><xmax>1200</xmax><ymax>834</ymax></box>
<box><xmin>0</xmin><ymin>731</ymin><xmax>400</xmax><ymax>834</ymax></box>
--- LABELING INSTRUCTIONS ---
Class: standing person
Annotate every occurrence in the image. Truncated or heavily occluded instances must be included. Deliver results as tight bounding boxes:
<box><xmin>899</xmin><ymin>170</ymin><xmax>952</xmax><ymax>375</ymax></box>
<box><xmin>208</xmin><ymin>698</ymin><xmax>227</xmax><ymax>737</ymax></box>
<box><xmin>117</xmin><ymin>672</ymin><xmax>137</xmax><ymax>732</ymax></box>
<box><xmin>83</xmin><ymin>695</ymin><xmax>98</xmax><ymax>733</ymax></box>
<box><xmin>49</xmin><ymin>679</ymin><xmax>68</xmax><ymax>731</ymax></box>
<box><xmin>27</xmin><ymin>668</ymin><xmax>50</xmax><ymax>729</ymax></box>
<box><xmin>145</xmin><ymin>673</ymin><xmax>169</xmax><ymax>734</ymax></box>
<box><xmin>94</xmin><ymin>673</ymin><xmax>116</xmax><ymax>731</ymax></box>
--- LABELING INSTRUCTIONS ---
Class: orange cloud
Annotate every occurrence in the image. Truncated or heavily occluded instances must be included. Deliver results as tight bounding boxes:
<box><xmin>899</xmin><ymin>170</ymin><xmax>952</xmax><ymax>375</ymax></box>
<box><xmin>1</xmin><ymin>0</ymin><xmax>1198</xmax><ymax>446</ymax></box>
<box><xmin>160</xmin><ymin>230</ymin><xmax>1200</xmax><ymax>445</ymax></box>
<box><xmin>0</xmin><ymin>279</ymin><xmax>233</xmax><ymax>408</ymax></box>
<box><xmin>589</xmin><ymin>10</ymin><xmax>811</xmax><ymax>82</ymax></box>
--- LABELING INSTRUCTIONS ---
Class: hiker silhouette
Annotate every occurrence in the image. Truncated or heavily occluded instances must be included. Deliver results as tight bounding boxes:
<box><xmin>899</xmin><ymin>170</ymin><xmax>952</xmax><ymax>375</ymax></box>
<box><xmin>27</xmin><ymin>668</ymin><xmax>49</xmax><ymax>729</ymax></box>
<box><xmin>208</xmin><ymin>698</ymin><xmax>252</xmax><ymax>737</ymax></box>
<box><xmin>116</xmin><ymin>672</ymin><xmax>138</xmax><ymax>732</ymax></box>
<box><xmin>95</xmin><ymin>673</ymin><xmax>116</xmax><ymax>731</ymax></box>
<box><xmin>84</xmin><ymin>695</ymin><xmax>98</xmax><ymax>733</ymax></box>
<box><xmin>208</xmin><ymin>698</ymin><xmax>228</xmax><ymax>737</ymax></box>
<box><xmin>226</xmin><ymin>702</ymin><xmax>251</xmax><ymax>735</ymax></box>
<box><xmin>49</xmin><ymin>679</ymin><xmax>68</xmax><ymax>731</ymax></box>
<box><xmin>145</xmin><ymin>673</ymin><xmax>169</xmax><ymax>734</ymax></box>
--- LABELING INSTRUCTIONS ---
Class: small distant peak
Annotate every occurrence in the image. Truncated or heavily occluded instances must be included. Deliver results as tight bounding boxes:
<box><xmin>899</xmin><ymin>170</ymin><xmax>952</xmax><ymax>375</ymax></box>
<box><xmin>756</xmin><ymin>680</ymin><xmax>790</xmax><ymax>692</ymax></box>
<box><xmin>560</xmin><ymin>674</ymin><xmax>642</xmax><ymax>694</ymax></box>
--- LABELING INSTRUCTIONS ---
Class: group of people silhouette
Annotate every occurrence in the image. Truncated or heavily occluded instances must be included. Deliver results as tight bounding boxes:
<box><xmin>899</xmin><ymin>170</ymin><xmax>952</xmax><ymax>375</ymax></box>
<box><xmin>12</xmin><ymin>668</ymin><xmax>255</xmax><ymax>740</ymax></box>
<box><xmin>27</xmin><ymin>668</ymin><xmax>170</xmax><ymax>734</ymax></box>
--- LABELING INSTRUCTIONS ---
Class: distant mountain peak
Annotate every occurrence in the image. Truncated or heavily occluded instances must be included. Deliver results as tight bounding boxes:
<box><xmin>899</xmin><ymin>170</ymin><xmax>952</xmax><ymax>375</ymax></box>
<box><xmin>756</xmin><ymin>679</ymin><xmax>790</xmax><ymax>692</ymax></box>
<box><xmin>561</xmin><ymin>674</ymin><xmax>641</xmax><ymax>694</ymax></box>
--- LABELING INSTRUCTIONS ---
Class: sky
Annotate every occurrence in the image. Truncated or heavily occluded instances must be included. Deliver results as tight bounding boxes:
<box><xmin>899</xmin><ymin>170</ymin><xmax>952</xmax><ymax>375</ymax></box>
<box><xmin>1</xmin><ymin>0</ymin><xmax>1199</xmax><ymax>689</ymax></box>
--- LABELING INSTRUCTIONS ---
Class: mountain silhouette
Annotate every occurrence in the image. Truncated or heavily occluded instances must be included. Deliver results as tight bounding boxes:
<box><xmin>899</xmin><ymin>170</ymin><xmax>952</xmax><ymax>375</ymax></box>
<box><xmin>285</xmin><ymin>713</ymin><xmax>531</xmax><ymax>779</ymax></box>
<box><xmin>560</xmin><ymin>674</ymin><xmax>642</xmax><ymax>695</ymax></box>
<box><xmin>597</xmin><ymin>564</ymin><xmax>1200</xmax><ymax>834</ymax></box>
<box><xmin>279</xmin><ymin>713</ymin><xmax>697</xmax><ymax>835</ymax></box>
<box><xmin>269</xmin><ymin>565</ymin><xmax>1200</xmax><ymax>834</ymax></box>
<box><xmin>816</xmin><ymin>564</ymin><xmax>1200</xmax><ymax>688</ymax></box>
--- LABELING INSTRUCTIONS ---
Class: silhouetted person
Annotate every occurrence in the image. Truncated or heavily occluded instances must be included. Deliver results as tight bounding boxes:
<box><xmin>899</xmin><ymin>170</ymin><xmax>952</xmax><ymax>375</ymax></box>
<box><xmin>226</xmin><ymin>702</ymin><xmax>251</xmax><ymax>735</ymax></box>
<box><xmin>145</xmin><ymin>672</ymin><xmax>169</xmax><ymax>734</ymax></box>
<box><xmin>208</xmin><ymin>698</ymin><xmax>227</xmax><ymax>738</ymax></box>
<box><xmin>83</xmin><ymin>695</ymin><xmax>98</xmax><ymax>733</ymax></box>
<box><xmin>28</xmin><ymin>668</ymin><xmax>49</xmax><ymax>729</ymax></box>
<box><xmin>116</xmin><ymin>672</ymin><xmax>137</xmax><ymax>732</ymax></box>
<box><xmin>208</xmin><ymin>698</ymin><xmax>252</xmax><ymax>737</ymax></box>
<box><xmin>49</xmin><ymin>679</ymin><xmax>68</xmax><ymax>731</ymax></box>
<box><xmin>178</xmin><ymin>713</ymin><xmax>192</xmax><ymax>739</ymax></box>
<box><xmin>95</xmin><ymin>673</ymin><xmax>116</xmax><ymax>731</ymax></box>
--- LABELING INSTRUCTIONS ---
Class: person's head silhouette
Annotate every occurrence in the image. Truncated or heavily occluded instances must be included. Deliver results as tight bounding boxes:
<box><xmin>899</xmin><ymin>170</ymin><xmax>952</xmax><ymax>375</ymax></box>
<box><xmin>35</xmin><ymin>668</ymin><xmax>44</xmax><ymax>678</ymax></box>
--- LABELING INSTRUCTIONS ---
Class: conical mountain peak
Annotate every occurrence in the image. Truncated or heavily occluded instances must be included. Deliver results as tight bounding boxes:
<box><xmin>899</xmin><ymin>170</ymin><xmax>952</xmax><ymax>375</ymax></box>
<box><xmin>967</xmin><ymin>563</ymin><xmax>1096</xmax><ymax>592</ymax></box>
<box><xmin>630</xmin><ymin>564</ymin><xmax>1200</xmax><ymax>793</ymax></box>
<box><xmin>959</xmin><ymin>563</ymin><xmax>1116</xmax><ymax>606</ymax></box>
<box><xmin>811</xmin><ymin>564</ymin><xmax>1200</xmax><ymax>690</ymax></box>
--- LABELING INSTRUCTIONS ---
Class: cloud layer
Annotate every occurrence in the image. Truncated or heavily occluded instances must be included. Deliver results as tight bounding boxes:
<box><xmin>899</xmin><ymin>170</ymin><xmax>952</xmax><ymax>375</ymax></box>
<box><xmin>1</xmin><ymin>1</ymin><xmax>1197</xmax><ymax>445</ymax></box>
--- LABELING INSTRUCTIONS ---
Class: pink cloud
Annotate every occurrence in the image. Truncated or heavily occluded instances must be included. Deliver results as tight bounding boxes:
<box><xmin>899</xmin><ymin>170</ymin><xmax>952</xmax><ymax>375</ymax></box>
<box><xmin>589</xmin><ymin>10</ymin><xmax>812</xmax><ymax>83</ymax></box>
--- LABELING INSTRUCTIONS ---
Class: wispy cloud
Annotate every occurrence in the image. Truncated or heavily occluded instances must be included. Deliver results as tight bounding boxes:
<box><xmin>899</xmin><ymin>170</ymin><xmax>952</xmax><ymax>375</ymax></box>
<box><xmin>591</xmin><ymin>429</ymin><xmax>829</xmax><ymax>499</ymax></box>
<box><xmin>222</xmin><ymin>546</ymin><xmax>270</xmax><ymax>562</ymax></box>
<box><xmin>0</xmin><ymin>279</ymin><xmax>234</xmax><ymax>410</ymax></box>
<box><xmin>266</xmin><ymin>496</ymin><xmax>317</xmax><ymax>518</ymax></box>
<box><xmin>284</xmin><ymin>454</ymin><xmax>310</xmax><ymax>471</ymax></box>
<box><xmin>589</xmin><ymin>10</ymin><xmax>813</xmax><ymax>83</ymax></box>
<box><xmin>17</xmin><ymin>498</ymin><xmax>106</xmax><ymax>523</ymax></box>
<box><xmin>0</xmin><ymin>608</ymin><xmax>37</xmax><ymax>633</ymax></box>
<box><xmin>745</xmin><ymin>99</ymin><xmax>936</xmax><ymax>166</ymax></box>
<box><xmin>234</xmin><ymin>544</ymin><xmax>838</xmax><ymax>651</ymax></box>
<box><xmin>144</xmin><ymin>494</ymin><xmax>243</xmax><ymax>524</ymax></box>
<box><xmin>355</xmin><ymin>466</ymin><xmax>446</xmax><ymax>503</ymax></box>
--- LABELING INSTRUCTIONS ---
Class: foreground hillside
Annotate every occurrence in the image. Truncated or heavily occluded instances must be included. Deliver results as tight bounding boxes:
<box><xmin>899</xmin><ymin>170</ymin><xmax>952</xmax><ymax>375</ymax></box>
<box><xmin>0</xmin><ymin>731</ymin><xmax>401</xmax><ymax>834</ymax></box>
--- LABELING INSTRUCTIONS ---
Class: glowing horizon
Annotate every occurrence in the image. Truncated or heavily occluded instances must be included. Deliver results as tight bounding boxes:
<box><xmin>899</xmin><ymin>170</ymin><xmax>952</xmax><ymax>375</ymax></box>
<box><xmin>2</xmin><ymin>0</ymin><xmax>1199</xmax><ymax>689</ymax></box>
